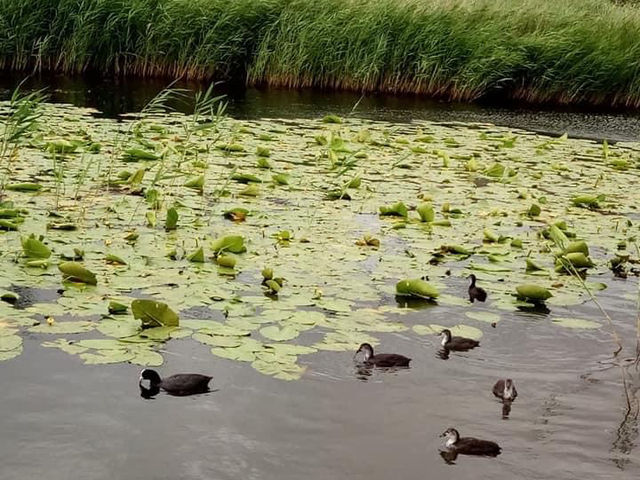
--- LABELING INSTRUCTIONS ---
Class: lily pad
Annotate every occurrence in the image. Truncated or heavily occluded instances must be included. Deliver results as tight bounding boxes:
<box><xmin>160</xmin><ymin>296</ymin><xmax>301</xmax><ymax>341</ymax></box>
<box><xmin>58</xmin><ymin>262</ymin><xmax>97</xmax><ymax>285</ymax></box>
<box><xmin>552</xmin><ymin>317</ymin><xmax>600</xmax><ymax>329</ymax></box>
<box><xmin>131</xmin><ymin>299</ymin><xmax>179</xmax><ymax>328</ymax></box>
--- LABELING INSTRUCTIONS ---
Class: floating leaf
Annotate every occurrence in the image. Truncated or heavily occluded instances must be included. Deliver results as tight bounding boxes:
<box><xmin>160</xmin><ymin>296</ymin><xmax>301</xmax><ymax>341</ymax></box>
<box><xmin>42</xmin><ymin>338</ymin><xmax>88</xmax><ymax>354</ymax></box>
<box><xmin>210</xmin><ymin>235</ymin><xmax>246</xmax><ymax>254</ymax></box>
<box><xmin>106</xmin><ymin>253</ymin><xmax>127</xmax><ymax>265</ymax></box>
<box><xmin>413</xmin><ymin>324</ymin><xmax>483</xmax><ymax>340</ymax></box>
<box><xmin>123</xmin><ymin>148</ymin><xmax>158</xmax><ymax>161</ymax></box>
<box><xmin>0</xmin><ymin>334</ymin><xmax>22</xmax><ymax>351</ymax></box>
<box><xmin>80</xmin><ymin>350</ymin><xmax>134</xmax><ymax>364</ymax></box>
<box><xmin>187</xmin><ymin>246</ymin><xmax>205</xmax><ymax>263</ymax></box>
<box><xmin>260</xmin><ymin>325</ymin><xmax>299</xmax><ymax>342</ymax></box>
<box><xmin>29</xmin><ymin>321</ymin><xmax>94</xmax><ymax>334</ymax></box>
<box><xmin>464</xmin><ymin>311</ymin><xmax>501</xmax><ymax>323</ymax></box>
<box><xmin>21</xmin><ymin>234</ymin><xmax>51</xmax><ymax>259</ymax></box>
<box><xmin>6</xmin><ymin>183</ymin><xmax>42</xmax><ymax>192</ymax></box>
<box><xmin>272</xmin><ymin>173</ymin><xmax>290</xmax><ymax>185</ymax></box>
<box><xmin>396</xmin><ymin>279</ymin><xmax>439</xmax><ymax>299</ymax></box>
<box><xmin>129</xmin><ymin>347</ymin><xmax>164</xmax><ymax>366</ymax></box>
<box><xmin>58</xmin><ymin>262</ymin><xmax>97</xmax><ymax>285</ymax></box>
<box><xmin>572</xmin><ymin>194</ymin><xmax>604</xmax><ymax>209</ymax></box>
<box><xmin>256</xmin><ymin>146</ymin><xmax>271</xmax><ymax>157</ymax></box>
<box><xmin>232</xmin><ymin>173</ymin><xmax>262</xmax><ymax>184</ymax></box>
<box><xmin>417</xmin><ymin>203</ymin><xmax>435</xmax><ymax>222</ymax></box>
<box><xmin>165</xmin><ymin>207</ymin><xmax>178</xmax><ymax>231</ymax></box>
<box><xmin>223</xmin><ymin>208</ymin><xmax>249</xmax><ymax>222</ymax></box>
<box><xmin>184</xmin><ymin>175</ymin><xmax>204</xmax><ymax>190</ymax></box>
<box><xmin>108</xmin><ymin>301</ymin><xmax>128</xmax><ymax>314</ymax></box>
<box><xmin>131</xmin><ymin>299</ymin><xmax>179</xmax><ymax>328</ymax></box>
<box><xmin>380</xmin><ymin>202</ymin><xmax>408</xmax><ymax>218</ymax></box>
<box><xmin>216</xmin><ymin>254</ymin><xmax>236</xmax><ymax>268</ymax></box>
<box><xmin>193</xmin><ymin>332</ymin><xmax>243</xmax><ymax>348</ymax></box>
<box><xmin>322</xmin><ymin>114</ymin><xmax>342</xmax><ymax>124</ymax></box>
<box><xmin>552</xmin><ymin>317</ymin><xmax>600</xmax><ymax>329</ymax></box>
<box><xmin>516</xmin><ymin>284</ymin><xmax>552</xmax><ymax>301</ymax></box>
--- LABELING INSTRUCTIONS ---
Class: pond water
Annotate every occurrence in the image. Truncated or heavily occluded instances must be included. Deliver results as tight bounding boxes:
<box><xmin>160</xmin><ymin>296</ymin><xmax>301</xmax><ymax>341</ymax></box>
<box><xmin>0</xmin><ymin>77</ymin><xmax>639</xmax><ymax>480</ymax></box>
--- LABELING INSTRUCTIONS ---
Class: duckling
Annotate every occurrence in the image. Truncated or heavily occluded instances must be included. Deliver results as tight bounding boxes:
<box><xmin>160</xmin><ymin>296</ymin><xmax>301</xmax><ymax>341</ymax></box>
<box><xmin>441</xmin><ymin>428</ymin><xmax>501</xmax><ymax>456</ymax></box>
<box><xmin>468</xmin><ymin>274</ymin><xmax>487</xmax><ymax>303</ymax></box>
<box><xmin>354</xmin><ymin>343</ymin><xmax>411</xmax><ymax>368</ymax></box>
<box><xmin>492</xmin><ymin>379</ymin><xmax>517</xmax><ymax>402</ymax></box>
<box><xmin>139</xmin><ymin>369</ymin><xmax>212</xmax><ymax>396</ymax></box>
<box><xmin>440</xmin><ymin>329</ymin><xmax>479</xmax><ymax>351</ymax></box>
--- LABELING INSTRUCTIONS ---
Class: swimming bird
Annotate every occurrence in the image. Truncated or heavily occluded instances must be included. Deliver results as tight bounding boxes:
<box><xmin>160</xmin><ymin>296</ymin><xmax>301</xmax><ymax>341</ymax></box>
<box><xmin>468</xmin><ymin>274</ymin><xmax>487</xmax><ymax>303</ymax></box>
<box><xmin>440</xmin><ymin>428</ymin><xmax>501</xmax><ymax>456</ymax></box>
<box><xmin>492</xmin><ymin>379</ymin><xmax>517</xmax><ymax>402</ymax></box>
<box><xmin>440</xmin><ymin>329</ymin><xmax>479</xmax><ymax>351</ymax></box>
<box><xmin>354</xmin><ymin>343</ymin><xmax>411</xmax><ymax>367</ymax></box>
<box><xmin>138</xmin><ymin>369</ymin><xmax>212</xmax><ymax>396</ymax></box>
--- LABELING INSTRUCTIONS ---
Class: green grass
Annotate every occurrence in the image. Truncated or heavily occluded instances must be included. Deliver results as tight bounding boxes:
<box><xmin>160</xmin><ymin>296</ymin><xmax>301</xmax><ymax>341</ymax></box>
<box><xmin>2</xmin><ymin>0</ymin><xmax>640</xmax><ymax>106</ymax></box>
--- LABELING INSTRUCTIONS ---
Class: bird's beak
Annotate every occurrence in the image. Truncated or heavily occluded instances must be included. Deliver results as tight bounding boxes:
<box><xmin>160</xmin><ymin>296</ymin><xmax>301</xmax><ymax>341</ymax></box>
<box><xmin>439</xmin><ymin>431</ymin><xmax>446</xmax><ymax>437</ymax></box>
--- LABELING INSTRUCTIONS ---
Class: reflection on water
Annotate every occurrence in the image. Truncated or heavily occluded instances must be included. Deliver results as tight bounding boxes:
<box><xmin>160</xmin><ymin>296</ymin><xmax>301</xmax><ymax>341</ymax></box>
<box><xmin>2</xmin><ymin>73</ymin><xmax>640</xmax><ymax>142</ymax></box>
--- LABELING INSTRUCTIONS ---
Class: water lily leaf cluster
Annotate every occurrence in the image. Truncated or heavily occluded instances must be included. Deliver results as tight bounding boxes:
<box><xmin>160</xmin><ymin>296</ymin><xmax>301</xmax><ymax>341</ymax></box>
<box><xmin>0</xmin><ymin>100</ymin><xmax>636</xmax><ymax>379</ymax></box>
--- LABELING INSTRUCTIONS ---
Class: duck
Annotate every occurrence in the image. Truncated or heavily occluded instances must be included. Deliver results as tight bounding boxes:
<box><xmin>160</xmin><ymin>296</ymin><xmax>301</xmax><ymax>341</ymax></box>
<box><xmin>492</xmin><ymin>379</ymin><xmax>517</xmax><ymax>402</ymax></box>
<box><xmin>440</xmin><ymin>329</ymin><xmax>479</xmax><ymax>351</ymax></box>
<box><xmin>468</xmin><ymin>274</ymin><xmax>487</xmax><ymax>303</ymax></box>
<box><xmin>138</xmin><ymin>369</ymin><xmax>212</xmax><ymax>396</ymax></box>
<box><xmin>440</xmin><ymin>428</ymin><xmax>501</xmax><ymax>456</ymax></box>
<box><xmin>354</xmin><ymin>343</ymin><xmax>411</xmax><ymax>368</ymax></box>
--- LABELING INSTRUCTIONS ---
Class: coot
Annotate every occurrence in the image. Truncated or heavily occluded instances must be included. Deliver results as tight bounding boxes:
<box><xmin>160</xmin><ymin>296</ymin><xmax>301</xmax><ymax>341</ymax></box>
<box><xmin>440</xmin><ymin>329</ymin><xmax>479</xmax><ymax>351</ymax></box>
<box><xmin>492</xmin><ymin>379</ymin><xmax>517</xmax><ymax>401</ymax></box>
<box><xmin>441</xmin><ymin>428</ymin><xmax>501</xmax><ymax>456</ymax></box>
<box><xmin>139</xmin><ymin>369</ymin><xmax>212</xmax><ymax>396</ymax></box>
<box><xmin>468</xmin><ymin>274</ymin><xmax>487</xmax><ymax>303</ymax></box>
<box><xmin>354</xmin><ymin>343</ymin><xmax>411</xmax><ymax>368</ymax></box>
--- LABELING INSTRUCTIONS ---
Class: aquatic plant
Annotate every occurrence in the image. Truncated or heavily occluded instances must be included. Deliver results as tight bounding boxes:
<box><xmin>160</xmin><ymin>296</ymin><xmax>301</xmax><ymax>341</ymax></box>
<box><xmin>3</xmin><ymin>0</ymin><xmax>640</xmax><ymax>106</ymax></box>
<box><xmin>1</xmin><ymin>87</ymin><xmax>639</xmax><ymax>380</ymax></box>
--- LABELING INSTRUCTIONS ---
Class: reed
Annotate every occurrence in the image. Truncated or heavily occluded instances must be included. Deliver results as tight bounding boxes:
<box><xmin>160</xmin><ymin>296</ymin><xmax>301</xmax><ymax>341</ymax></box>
<box><xmin>2</xmin><ymin>0</ymin><xmax>640</xmax><ymax>107</ymax></box>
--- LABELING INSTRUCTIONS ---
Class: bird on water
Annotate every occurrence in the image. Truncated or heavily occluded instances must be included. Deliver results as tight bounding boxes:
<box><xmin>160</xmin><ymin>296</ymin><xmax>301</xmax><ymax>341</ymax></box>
<box><xmin>138</xmin><ymin>369</ymin><xmax>212</xmax><ymax>397</ymax></box>
<box><xmin>468</xmin><ymin>274</ymin><xmax>487</xmax><ymax>303</ymax></box>
<box><xmin>440</xmin><ymin>428</ymin><xmax>501</xmax><ymax>457</ymax></box>
<box><xmin>492</xmin><ymin>379</ymin><xmax>517</xmax><ymax>402</ymax></box>
<box><xmin>354</xmin><ymin>343</ymin><xmax>411</xmax><ymax>368</ymax></box>
<box><xmin>439</xmin><ymin>329</ymin><xmax>479</xmax><ymax>351</ymax></box>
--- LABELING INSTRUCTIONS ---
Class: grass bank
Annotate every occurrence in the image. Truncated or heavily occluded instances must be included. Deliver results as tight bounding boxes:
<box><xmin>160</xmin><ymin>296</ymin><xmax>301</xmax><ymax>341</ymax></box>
<box><xmin>2</xmin><ymin>0</ymin><xmax>640</xmax><ymax>107</ymax></box>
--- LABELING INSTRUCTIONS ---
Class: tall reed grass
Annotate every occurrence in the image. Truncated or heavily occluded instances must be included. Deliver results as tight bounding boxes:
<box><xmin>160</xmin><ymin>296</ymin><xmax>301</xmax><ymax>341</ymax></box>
<box><xmin>2</xmin><ymin>0</ymin><xmax>640</xmax><ymax>106</ymax></box>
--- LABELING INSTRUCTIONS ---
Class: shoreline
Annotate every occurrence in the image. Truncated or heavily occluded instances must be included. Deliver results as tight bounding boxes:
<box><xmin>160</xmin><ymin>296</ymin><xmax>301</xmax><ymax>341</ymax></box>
<box><xmin>2</xmin><ymin>0</ymin><xmax>640</xmax><ymax>109</ymax></box>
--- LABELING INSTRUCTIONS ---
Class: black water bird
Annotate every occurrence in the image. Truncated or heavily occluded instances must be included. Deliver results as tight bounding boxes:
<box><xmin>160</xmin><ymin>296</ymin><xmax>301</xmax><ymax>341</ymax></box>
<box><xmin>354</xmin><ymin>343</ymin><xmax>411</xmax><ymax>368</ymax></box>
<box><xmin>492</xmin><ymin>379</ymin><xmax>517</xmax><ymax>402</ymax></box>
<box><xmin>440</xmin><ymin>428</ymin><xmax>501</xmax><ymax>457</ymax></box>
<box><xmin>139</xmin><ymin>369</ymin><xmax>212</xmax><ymax>396</ymax></box>
<box><xmin>440</xmin><ymin>329</ymin><xmax>479</xmax><ymax>351</ymax></box>
<box><xmin>468</xmin><ymin>274</ymin><xmax>487</xmax><ymax>303</ymax></box>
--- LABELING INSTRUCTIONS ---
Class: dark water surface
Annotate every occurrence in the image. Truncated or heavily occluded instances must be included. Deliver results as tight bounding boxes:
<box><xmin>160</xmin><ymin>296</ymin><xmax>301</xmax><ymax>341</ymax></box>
<box><xmin>1</xmin><ymin>74</ymin><xmax>640</xmax><ymax>480</ymax></box>
<box><xmin>2</xmin><ymin>279</ymin><xmax>639</xmax><ymax>480</ymax></box>
<box><xmin>2</xmin><ymin>73</ymin><xmax>640</xmax><ymax>142</ymax></box>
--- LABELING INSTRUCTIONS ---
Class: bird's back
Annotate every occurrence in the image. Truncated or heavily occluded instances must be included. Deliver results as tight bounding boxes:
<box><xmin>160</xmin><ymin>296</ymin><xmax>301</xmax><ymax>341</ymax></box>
<box><xmin>456</xmin><ymin>437</ymin><xmax>501</xmax><ymax>456</ymax></box>
<box><xmin>371</xmin><ymin>353</ymin><xmax>411</xmax><ymax>367</ymax></box>
<box><xmin>161</xmin><ymin>374</ymin><xmax>212</xmax><ymax>395</ymax></box>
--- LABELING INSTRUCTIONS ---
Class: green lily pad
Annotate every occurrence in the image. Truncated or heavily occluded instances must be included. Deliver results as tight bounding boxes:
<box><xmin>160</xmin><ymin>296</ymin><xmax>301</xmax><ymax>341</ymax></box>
<box><xmin>210</xmin><ymin>235</ymin><xmax>246</xmax><ymax>254</ymax></box>
<box><xmin>260</xmin><ymin>325</ymin><xmax>300</xmax><ymax>342</ymax></box>
<box><xmin>58</xmin><ymin>262</ymin><xmax>97</xmax><ymax>285</ymax></box>
<box><xmin>21</xmin><ymin>234</ymin><xmax>51</xmax><ymax>259</ymax></box>
<box><xmin>552</xmin><ymin>317</ymin><xmax>600</xmax><ymax>329</ymax></box>
<box><xmin>465</xmin><ymin>311</ymin><xmax>501</xmax><ymax>323</ymax></box>
<box><xmin>29</xmin><ymin>321</ymin><xmax>95</xmax><ymax>334</ymax></box>
<box><xmin>131</xmin><ymin>299</ymin><xmax>179</xmax><ymax>328</ymax></box>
